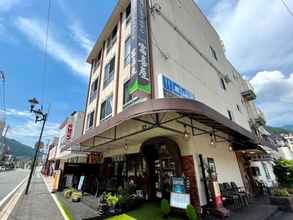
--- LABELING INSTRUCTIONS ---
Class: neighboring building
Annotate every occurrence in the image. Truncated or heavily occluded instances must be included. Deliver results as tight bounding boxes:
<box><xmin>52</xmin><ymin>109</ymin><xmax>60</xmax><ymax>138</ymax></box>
<box><xmin>46</xmin><ymin>137</ymin><xmax>59</xmax><ymax>176</ymax></box>
<box><xmin>271</xmin><ymin>133</ymin><xmax>293</xmax><ymax>160</ymax></box>
<box><xmin>77</xmin><ymin>0</ymin><xmax>272</xmax><ymax>209</ymax></box>
<box><xmin>55</xmin><ymin>111</ymin><xmax>87</xmax><ymax>170</ymax></box>
<box><xmin>282</xmin><ymin>133</ymin><xmax>293</xmax><ymax>151</ymax></box>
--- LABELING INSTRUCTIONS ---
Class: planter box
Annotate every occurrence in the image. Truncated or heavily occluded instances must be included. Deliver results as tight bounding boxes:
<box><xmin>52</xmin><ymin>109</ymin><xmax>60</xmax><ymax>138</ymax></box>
<box><xmin>270</xmin><ymin>195</ymin><xmax>293</xmax><ymax>212</ymax></box>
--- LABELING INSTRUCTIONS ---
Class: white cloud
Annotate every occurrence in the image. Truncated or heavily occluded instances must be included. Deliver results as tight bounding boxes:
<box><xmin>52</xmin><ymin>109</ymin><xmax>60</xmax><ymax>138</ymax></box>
<box><xmin>3</xmin><ymin>108</ymin><xmax>32</xmax><ymax>118</ymax></box>
<box><xmin>7</xmin><ymin>120</ymin><xmax>60</xmax><ymax>147</ymax></box>
<box><xmin>70</xmin><ymin>22</ymin><xmax>94</xmax><ymax>53</ymax></box>
<box><xmin>0</xmin><ymin>0</ymin><xmax>21</xmax><ymax>12</ymax></box>
<box><xmin>250</xmin><ymin>70</ymin><xmax>293</xmax><ymax>126</ymax></box>
<box><xmin>15</xmin><ymin>17</ymin><xmax>90</xmax><ymax>78</ymax></box>
<box><xmin>209</xmin><ymin>0</ymin><xmax>293</xmax><ymax>73</ymax></box>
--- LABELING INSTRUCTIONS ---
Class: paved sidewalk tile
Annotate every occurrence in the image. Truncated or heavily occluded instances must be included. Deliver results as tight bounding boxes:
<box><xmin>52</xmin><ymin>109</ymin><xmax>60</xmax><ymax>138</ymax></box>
<box><xmin>8</xmin><ymin>172</ymin><xmax>64</xmax><ymax>220</ymax></box>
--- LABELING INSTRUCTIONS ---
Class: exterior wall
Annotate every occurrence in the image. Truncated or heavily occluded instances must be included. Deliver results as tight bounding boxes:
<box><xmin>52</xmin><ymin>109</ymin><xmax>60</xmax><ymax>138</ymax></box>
<box><xmin>83</xmin><ymin>0</ymin><xmax>254</xmax><ymax>134</ymax></box>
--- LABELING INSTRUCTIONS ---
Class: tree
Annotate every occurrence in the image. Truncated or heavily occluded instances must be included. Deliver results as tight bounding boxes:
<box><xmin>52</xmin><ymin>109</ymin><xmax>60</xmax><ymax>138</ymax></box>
<box><xmin>273</xmin><ymin>159</ymin><xmax>293</xmax><ymax>187</ymax></box>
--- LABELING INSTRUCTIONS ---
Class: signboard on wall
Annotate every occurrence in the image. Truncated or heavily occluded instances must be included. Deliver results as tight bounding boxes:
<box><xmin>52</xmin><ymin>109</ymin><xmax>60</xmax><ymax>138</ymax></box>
<box><xmin>66</xmin><ymin>124</ymin><xmax>73</xmax><ymax>141</ymax></box>
<box><xmin>129</xmin><ymin>0</ymin><xmax>151</xmax><ymax>96</ymax></box>
<box><xmin>158</xmin><ymin>74</ymin><xmax>195</xmax><ymax>99</ymax></box>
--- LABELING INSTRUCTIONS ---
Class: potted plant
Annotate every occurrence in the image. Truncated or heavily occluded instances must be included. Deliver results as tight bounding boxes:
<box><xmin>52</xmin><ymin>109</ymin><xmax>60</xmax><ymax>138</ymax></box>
<box><xmin>160</xmin><ymin>199</ymin><xmax>171</xmax><ymax>219</ymax></box>
<box><xmin>186</xmin><ymin>204</ymin><xmax>198</xmax><ymax>220</ymax></box>
<box><xmin>105</xmin><ymin>193</ymin><xmax>119</xmax><ymax>214</ymax></box>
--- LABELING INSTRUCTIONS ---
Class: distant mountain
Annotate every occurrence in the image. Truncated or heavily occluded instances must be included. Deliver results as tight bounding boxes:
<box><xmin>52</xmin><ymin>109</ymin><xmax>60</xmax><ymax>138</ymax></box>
<box><xmin>266</xmin><ymin>125</ymin><xmax>292</xmax><ymax>134</ymax></box>
<box><xmin>4</xmin><ymin>138</ymin><xmax>35</xmax><ymax>159</ymax></box>
<box><xmin>282</xmin><ymin>125</ymin><xmax>293</xmax><ymax>132</ymax></box>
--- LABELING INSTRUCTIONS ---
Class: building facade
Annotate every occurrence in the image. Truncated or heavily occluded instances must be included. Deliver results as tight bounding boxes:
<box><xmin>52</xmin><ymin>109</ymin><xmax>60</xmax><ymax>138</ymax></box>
<box><xmin>78</xmin><ymin>0</ymin><xmax>271</xmax><ymax>209</ymax></box>
<box><xmin>55</xmin><ymin>111</ymin><xmax>87</xmax><ymax>170</ymax></box>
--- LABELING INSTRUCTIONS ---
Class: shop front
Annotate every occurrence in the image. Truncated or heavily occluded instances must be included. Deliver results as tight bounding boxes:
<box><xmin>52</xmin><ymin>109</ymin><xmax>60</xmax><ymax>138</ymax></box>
<box><xmin>76</xmin><ymin>98</ymin><xmax>258</xmax><ymax>215</ymax></box>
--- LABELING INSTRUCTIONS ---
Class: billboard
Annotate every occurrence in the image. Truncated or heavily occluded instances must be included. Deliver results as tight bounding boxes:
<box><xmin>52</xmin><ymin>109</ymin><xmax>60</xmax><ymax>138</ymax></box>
<box><xmin>129</xmin><ymin>0</ymin><xmax>151</xmax><ymax>96</ymax></box>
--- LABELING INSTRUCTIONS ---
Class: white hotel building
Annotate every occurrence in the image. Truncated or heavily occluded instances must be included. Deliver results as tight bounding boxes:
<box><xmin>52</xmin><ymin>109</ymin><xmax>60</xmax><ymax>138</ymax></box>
<box><xmin>77</xmin><ymin>0</ymin><xmax>275</xmax><ymax>209</ymax></box>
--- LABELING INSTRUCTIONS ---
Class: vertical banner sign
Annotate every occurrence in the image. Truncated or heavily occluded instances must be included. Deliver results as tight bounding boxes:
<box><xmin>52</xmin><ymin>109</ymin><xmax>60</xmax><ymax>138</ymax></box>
<box><xmin>129</xmin><ymin>0</ymin><xmax>151</xmax><ymax>96</ymax></box>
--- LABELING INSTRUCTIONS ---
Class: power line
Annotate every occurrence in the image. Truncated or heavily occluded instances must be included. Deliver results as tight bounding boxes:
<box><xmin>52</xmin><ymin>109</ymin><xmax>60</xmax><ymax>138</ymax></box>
<box><xmin>281</xmin><ymin>0</ymin><xmax>293</xmax><ymax>17</ymax></box>
<box><xmin>41</xmin><ymin>0</ymin><xmax>52</xmax><ymax>106</ymax></box>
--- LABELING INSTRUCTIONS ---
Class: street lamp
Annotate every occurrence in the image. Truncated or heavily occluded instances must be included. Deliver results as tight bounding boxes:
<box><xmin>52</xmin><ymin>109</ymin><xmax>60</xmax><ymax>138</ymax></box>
<box><xmin>25</xmin><ymin>98</ymin><xmax>48</xmax><ymax>195</ymax></box>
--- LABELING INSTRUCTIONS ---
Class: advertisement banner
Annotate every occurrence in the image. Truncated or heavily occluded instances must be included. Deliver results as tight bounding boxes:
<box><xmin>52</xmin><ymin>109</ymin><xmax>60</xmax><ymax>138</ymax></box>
<box><xmin>129</xmin><ymin>0</ymin><xmax>151</xmax><ymax>96</ymax></box>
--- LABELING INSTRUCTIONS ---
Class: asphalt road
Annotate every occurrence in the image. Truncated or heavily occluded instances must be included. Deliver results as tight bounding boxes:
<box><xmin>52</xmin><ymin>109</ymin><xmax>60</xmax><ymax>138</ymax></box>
<box><xmin>0</xmin><ymin>169</ymin><xmax>29</xmax><ymax>202</ymax></box>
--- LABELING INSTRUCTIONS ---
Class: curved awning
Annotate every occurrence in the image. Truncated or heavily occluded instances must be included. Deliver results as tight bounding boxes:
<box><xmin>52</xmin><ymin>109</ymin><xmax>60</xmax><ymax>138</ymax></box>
<box><xmin>78</xmin><ymin>98</ymin><xmax>257</xmax><ymax>150</ymax></box>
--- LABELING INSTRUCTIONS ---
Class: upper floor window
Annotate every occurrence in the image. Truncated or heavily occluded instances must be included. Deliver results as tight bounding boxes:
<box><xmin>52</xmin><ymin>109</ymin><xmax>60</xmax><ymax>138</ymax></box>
<box><xmin>227</xmin><ymin>110</ymin><xmax>233</xmax><ymax>121</ymax></box>
<box><xmin>210</xmin><ymin>46</ymin><xmax>218</xmax><ymax>61</ymax></box>
<box><xmin>87</xmin><ymin>111</ymin><xmax>95</xmax><ymax>129</ymax></box>
<box><xmin>93</xmin><ymin>50</ymin><xmax>102</xmax><ymax>73</ymax></box>
<box><xmin>220</xmin><ymin>78</ymin><xmax>226</xmax><ymax>90</ymax></box>
<box><xmin>103</xmin><ymin>56</ymin><xmax>115</xmax><ymax>89</ymax></box>
<box><xmin>89</xmin><ymin>78</ymin><xmax>99</xmax><ymax>103</ymax></box>
<box><xmin>236</xmin><ymin>104</ymin><xmax>241</xmax><ymax>113</ymax></box>
<box><xmin>125</xmin><ymin>3</ymin><xmax>131</xmax><ymax>25</ymax></box>
<box><xmin>107</xmin><ymin>25</ymin><xmax>118</xmax><ymax>53</ymax></box>
<box><xmin>123</xmin><ymin>79</ymin><xmax>133</xmax><ymax>106</ymax></box>
<box><xmin>100</xmin><ymin>95</ymin><xmax>113</xmax><ymax>121</ymax></box>
<box><xmin>124</xmin><ymin>36</ymin><xmax>131</xmax><ymax>66</ymax></box>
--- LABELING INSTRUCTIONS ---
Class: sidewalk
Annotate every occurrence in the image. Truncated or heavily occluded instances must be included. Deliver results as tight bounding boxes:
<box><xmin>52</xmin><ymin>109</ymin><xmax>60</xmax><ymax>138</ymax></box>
<box><xmin>7</xmin><ymin>172</ymin><xmax>64</xmax><ymax>220</ymax></box>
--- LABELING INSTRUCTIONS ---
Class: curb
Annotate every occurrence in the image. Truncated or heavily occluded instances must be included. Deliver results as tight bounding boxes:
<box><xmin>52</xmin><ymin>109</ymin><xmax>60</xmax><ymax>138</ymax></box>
<box><xmin>0</xmin><ymin>176</ymin><xmax>28</xmax><ymax>212</ymax></box>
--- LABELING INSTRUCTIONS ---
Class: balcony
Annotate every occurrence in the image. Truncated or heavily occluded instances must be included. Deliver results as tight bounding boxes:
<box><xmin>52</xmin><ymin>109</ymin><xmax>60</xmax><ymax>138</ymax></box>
<box><xmin>241</xmin><ymin>80</ymin><xmax>256</xmax><ymax>101</ymax></box>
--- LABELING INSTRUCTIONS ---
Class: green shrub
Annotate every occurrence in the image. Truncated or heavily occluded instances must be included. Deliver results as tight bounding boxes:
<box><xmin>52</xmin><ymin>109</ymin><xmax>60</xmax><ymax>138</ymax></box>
<box><xmin>186</xmin><ymin>204</ymin><xmax>198</xmax><ymax>220</ymax></box>
<box><xmin>274</xmin><ymin>159</ymin><xmax>293</xmax><ymax>187</ymax></box>
<box><xmin>160</xmin><ymin>199</ymin><xmax>171</xmax><ymax>217</ymax></box>
<box><xmin>273</xmin><ymin>188</ymin><xmax>289</xmax><ymax>197</ymax></box>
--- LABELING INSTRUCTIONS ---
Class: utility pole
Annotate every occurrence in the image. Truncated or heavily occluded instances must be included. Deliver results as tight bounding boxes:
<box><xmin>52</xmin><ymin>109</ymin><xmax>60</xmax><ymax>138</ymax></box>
<box><xmin>25</xmin><ymin>98</ymin><xmax>47</xmax><ymax>195</ymax></box>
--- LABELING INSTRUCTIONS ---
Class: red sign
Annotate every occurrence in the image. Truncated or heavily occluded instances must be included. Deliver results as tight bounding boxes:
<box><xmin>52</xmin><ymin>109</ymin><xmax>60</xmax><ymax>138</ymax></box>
<box><xmin>66</xmin><ymin>124</ymin><xmax>73</xmax><ymax>141</ymax></box>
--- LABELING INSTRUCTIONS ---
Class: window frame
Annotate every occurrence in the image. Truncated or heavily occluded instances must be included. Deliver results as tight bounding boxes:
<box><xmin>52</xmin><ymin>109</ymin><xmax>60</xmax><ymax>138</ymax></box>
<box><xmin>100</xmin><ymin>95</ymin><xmax>113</xmax><ymax>121</ymax></box>
<box><xmin>220</xmin><ymin>78</ymin><xmax>226</xmax><ymax>90</ymax></box>
<box><xmin>123</xmin><ymin>79</ymin><xmax>134</xmax><ymax>107</ymax></box>
<box><xmin>87</xmin><ymin>111</ymin><xmax>95</xmax><ymax>129</ymax></box>
<box><xmin>125</xmin><ymin>3</ymin><xmax>131</xmax><ymax>26</ymax></box>
<box><xmin>210</xmin><ymin>46</ymin><xmax>218</xmax><ymax>61</ymax></box>
<box><xmin>103</xmin><ymin>56</ymin><xmax>116</xmax><ymax>89</ymax></box>
<box><xmin>89</xmin><ymin>77</ymin><xmax>99</xmax><ymax>103</ymax></box>
<box><xmin>227</xmin><ymin>110</ymin><xmax>233</xmax><ymax>121</ymax></box>
<box><xmin>106</xmin><ymin>25</ymin><xmax>118</xmax><ymax>53</ymax></box>
<box><xmin>124</xmin><ymin>36</ymin><xmax>131</xmax><ymax>66</ymax></box>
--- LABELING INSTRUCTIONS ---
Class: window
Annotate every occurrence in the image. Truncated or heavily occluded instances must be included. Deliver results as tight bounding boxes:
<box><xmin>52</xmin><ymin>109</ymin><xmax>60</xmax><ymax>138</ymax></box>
<box><xmin>89</xmin><ymin>78</ymin><xmax>99</xmax><ymax>103</ymax></box>
<box><xmin>125</xmin><ymin>3</ymin><xmax>131</xmax><ymax>25</ymax></box>
<box><xmin>87</xmin><ymin>111</ymin><xmax>95</xmax><ymax>129</ymax></box>
<box><xmin>236</xmin><ymin>104</ymin><xmax>241</xmax><ymax>113</ymax></box>
<box><xmin>210</xmin><ymin>46</ymin><xmax>217</xmax><ymax>60</ymax></box>
<box><xmin>251</xmin><ymin>166</ymin><xmax>261</xmax><ymax>176</ymax></box>
<box><xmin>262</xmin><ymin>162</ymin><xmax>271</xmax><ymax>179</ymax></box>
<box><xmin>100</xmin><ymin>95</ymin><xmax>113</xmax><ymax>120</ymax></box>
<box><xmin>107</xmin><ymin>25</ymin><xmax>117</xmax><ymax>53</ymax></box>
<box><xmin>123</xmin><ymin>80</ymin><xmax>133</xmax><ymax>106</ymax></box>
<box><xmin>103</xmin><ymin>56</ymin><xmax>115</xmax><ymax>88</ymax></box>
<box><xmin>124</xmin><ymin>37</ymin><xmax>131</xmax><ymax>66</ymax></box>
<box><xmin>220</xmin><ymin>78</ymin><xmax>226</xmax><ymax>90</ymax></box>
<box><xmin>93</xmin><ymin>51</ymin><xmax>102</xmax><ymax>73</ymax></box>
<box><xmin>227</xmin><ymin>110</ymin><xmax>233</xmax><ymax>120</ymax></box>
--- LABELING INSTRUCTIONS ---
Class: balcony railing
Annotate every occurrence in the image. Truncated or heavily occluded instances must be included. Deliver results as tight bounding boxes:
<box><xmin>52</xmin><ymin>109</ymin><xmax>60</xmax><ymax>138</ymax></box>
<box><xmin>241</xmin><ymin>80</ymin><xmax>256</xmax><ymax>101</ymax></box>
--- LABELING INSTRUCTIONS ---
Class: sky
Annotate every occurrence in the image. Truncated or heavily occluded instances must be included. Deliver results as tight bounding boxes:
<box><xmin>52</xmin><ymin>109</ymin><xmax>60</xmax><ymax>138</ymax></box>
<box><xmin>0</xmin><ymin>0</ymin><xmax>293</xmax><ymax>146</ymax></box>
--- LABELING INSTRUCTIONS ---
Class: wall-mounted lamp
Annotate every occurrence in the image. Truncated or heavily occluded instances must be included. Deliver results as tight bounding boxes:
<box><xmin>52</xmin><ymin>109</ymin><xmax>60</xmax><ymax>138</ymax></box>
<box><xmin>183</xmin><ymin>124</ymin><xmax>190</xmax><ymax>139</ymax></box>
<box><xmin>210</xmin><ymin>132</ymin><xmax>215</xmax><ymax>146</ymax></box>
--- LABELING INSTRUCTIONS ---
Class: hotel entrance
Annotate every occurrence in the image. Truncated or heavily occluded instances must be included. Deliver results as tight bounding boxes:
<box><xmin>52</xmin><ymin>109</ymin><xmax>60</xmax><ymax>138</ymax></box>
<box><xmin>141</xmin><ymin>137</ymin><xmax>182</xmax><ymax>201</ymax></box>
